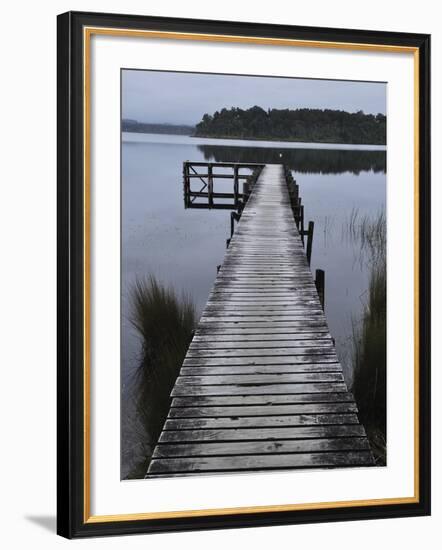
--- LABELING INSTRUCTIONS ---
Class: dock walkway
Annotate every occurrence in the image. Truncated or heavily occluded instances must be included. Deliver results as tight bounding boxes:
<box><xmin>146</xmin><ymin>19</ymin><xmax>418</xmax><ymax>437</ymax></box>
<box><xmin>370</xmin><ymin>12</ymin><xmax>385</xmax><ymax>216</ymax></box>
<box><xmin>147</xmin><ymin>164</ymin><xmax>374</xmax><ymax>477</ymax></box>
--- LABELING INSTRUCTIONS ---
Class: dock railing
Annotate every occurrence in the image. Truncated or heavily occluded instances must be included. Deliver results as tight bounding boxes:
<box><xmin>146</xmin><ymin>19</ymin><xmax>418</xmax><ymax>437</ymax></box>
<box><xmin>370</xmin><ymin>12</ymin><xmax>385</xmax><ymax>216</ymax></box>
<box><xmin>183</xmin><ymin>161</ymin><xmax>264</xmax><ymax>210</ymax></box>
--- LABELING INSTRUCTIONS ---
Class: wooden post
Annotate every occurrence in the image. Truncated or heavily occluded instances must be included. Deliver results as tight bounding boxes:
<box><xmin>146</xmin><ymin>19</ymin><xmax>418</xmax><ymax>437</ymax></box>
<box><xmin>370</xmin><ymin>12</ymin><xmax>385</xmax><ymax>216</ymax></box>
<box><xmin>208</xmin><ymin>163</ymin><xmax>213</xmax><ymax>208</ymax></box>
<box><xmin>243</xmin><ymin>178</ymin><xmax>250</xmax><ymax>201</ymax></box>
<box><xmin>233</xmin><ymin>165</ymin><xmax>239</xmax><ymax>208</ymax></box>
<box><xmin>293</xmin><ymin>197</ymin><xmax>301</xmax><ymax>229</ymax></box>
<box><xmin>306</xmin><ymin>220</ymin><xmax>314</xmax><ymax>264</ymax></box>
<box><xmin>315</xmin><ymin>269</ymin><xmax>325</xmax><ymax>309</ymax></box>
<box><xmin>183</xmin><ymin>162</ymin><xmax>190</xmax><ymax>208</ymax></box>
<box><xmin>230</xmin><ymin>212</ymin><xmax>240</xmax><ymax>238</ymax></box>
<box><xmin>300</xmin><ymin>204</ymin><xmax>305</xmax><ymax>241</ymax></box>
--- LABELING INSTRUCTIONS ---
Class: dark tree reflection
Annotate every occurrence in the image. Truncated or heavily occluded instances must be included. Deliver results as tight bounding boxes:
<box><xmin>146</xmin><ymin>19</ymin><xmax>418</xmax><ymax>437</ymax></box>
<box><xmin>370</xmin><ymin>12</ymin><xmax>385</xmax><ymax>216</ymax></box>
<box><xmin>198</xmin><ymin>144</ymin><xmax>386</xmax><ymax>175</ymax></box>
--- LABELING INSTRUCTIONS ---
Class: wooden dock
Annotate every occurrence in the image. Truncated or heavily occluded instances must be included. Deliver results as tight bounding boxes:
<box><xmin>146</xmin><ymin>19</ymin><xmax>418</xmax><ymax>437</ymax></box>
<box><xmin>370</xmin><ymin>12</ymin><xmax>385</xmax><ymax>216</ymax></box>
<box><xmin>147</xmin><ymin>164</ymin><xmax>374</xmax><ymax>477</ymax></box>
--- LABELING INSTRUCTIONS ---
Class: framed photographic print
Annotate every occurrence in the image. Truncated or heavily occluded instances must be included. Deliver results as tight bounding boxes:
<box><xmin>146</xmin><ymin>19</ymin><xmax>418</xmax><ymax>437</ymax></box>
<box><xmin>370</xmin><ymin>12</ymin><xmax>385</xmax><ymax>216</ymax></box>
<box><xmin>57</xmin><ymin>11</ymin><xmax>431</xmax><ymax>538</ymax></box>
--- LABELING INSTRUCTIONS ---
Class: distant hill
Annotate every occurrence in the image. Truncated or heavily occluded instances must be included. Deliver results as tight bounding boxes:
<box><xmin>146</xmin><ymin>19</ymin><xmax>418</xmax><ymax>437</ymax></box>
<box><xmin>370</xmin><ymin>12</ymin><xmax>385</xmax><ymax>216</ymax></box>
<box><xmin>122</xmin><ymin>119</ymin><xmax>195</xmax><ymax>136</ymax></box>
<box><xmin>194</xmin><ymin>106</ymin><xmax>386</xmax><ymax>145</ymax></box>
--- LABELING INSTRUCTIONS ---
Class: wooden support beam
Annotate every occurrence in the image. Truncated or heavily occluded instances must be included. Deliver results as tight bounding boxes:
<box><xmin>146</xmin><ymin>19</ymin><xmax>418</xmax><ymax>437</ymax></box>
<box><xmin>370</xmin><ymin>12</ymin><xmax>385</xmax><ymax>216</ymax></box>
<box><xmin>233</xmin><ymin>165</ymin><xmax>239</xmax><ymax>208</ymax></box>
<box><xmin>230</xmin><ymin>211</ymin><xmax>241</xmax><ymax>238</ymax></box>
<box><xmin>183</xmin><ymin>162</ymin><xmax>190</xmax><ymax>208</ymax></box>
<box><xmin>315</xmin><ymin>269</ymin><xmax>325</xmax><ymax>309</ymax></box>
<box><xmin>208</xmin><ymin>164</ymin><xmax>213</xmax><ymax>208</ymax></box>
<box><xmin>300</xmin><ymin>204</ymin><xmax>305</xmax><ymax>240</ymax></box>
<box><xmin>306</xmin><ymin>221</ymin><xmax>314</xmax><ymax>264</ymax></box>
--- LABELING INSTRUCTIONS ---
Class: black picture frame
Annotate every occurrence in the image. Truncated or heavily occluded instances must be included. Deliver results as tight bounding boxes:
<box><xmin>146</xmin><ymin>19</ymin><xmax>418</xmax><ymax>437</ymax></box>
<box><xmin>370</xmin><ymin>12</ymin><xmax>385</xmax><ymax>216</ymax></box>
<box><xmin>57</xmin><ymin>10</ymin><xmax>431</xmax><ymax>539</ymax></box>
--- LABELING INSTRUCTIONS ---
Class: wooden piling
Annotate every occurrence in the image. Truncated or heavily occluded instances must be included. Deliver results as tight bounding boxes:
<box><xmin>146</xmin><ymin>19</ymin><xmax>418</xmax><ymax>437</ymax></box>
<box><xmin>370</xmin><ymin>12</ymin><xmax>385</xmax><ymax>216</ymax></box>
<box><xmin>233</xmin><ymin>164</ymin><xmax>239</xmax><ymax>207</ymax></box>
<box><xmin>208</xmin><ymin>163</ymin><xmax>213</xmax><ymax>208</ymax></box>
<box><xmin>230</xmin><ymin>212</ymin><xmax>241</xmax><ymax>238</ymax></box>
<box><xmin>300</xmin><ymin>204</ymin><xmax>305</xmax><ymax>241</ymax></box>
<box><xmin>306</xmin><ymin>221</ymin><xmax>314</xmax><ymax>264</ymax></box>
<box><xmin>315</xmin><ymin>269</ymin><xmax>325</xmax><ymax>309</ymax></box>
<box><xmin>183</xmin><ymin>162</ymin><xmax>190</xmax><ymax>208</ymax></box>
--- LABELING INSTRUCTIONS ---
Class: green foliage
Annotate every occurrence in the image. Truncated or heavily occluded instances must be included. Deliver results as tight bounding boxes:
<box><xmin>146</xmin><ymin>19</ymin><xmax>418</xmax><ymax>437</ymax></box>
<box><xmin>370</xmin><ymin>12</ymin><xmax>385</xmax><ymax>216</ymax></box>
<box><xmin>126</xmin><ymin>276</ymin><xmax>196</xmax><ymax>478</ymax></box>
<box><xmin>194</xmin><ymin>106</ymin><xmax>386</xmax><ymax>145</ymax></box>
<box><xmin>350</xmin><ymin>212</ymin><xmax>386</xmax><ymax>464</ymax></box>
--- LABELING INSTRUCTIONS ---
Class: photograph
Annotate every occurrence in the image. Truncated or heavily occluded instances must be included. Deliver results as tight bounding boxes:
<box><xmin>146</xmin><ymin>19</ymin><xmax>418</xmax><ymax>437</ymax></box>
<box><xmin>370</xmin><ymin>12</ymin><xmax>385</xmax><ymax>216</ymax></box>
<box><xmin>55</xmin><ymin>9</ymin><xmax>431</xmax><ymax>538</ymax></box>
<box><xmin>120</xmin><ymin>69</ymin><xmax>387</xmax><ymax>480</ymax></box>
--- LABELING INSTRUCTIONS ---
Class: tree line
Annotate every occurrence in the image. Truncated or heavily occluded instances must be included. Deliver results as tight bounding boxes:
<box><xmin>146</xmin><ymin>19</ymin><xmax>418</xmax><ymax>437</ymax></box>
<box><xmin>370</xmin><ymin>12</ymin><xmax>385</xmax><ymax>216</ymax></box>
<box><xmin>194</xmin><ymin>106</ymin><xmax>386</xmax><ymax>145</ymax></box>
<box><xmin>122</xmin><ymin>119</ymin><xmax>195</xmax><ymax>136</ymax></box>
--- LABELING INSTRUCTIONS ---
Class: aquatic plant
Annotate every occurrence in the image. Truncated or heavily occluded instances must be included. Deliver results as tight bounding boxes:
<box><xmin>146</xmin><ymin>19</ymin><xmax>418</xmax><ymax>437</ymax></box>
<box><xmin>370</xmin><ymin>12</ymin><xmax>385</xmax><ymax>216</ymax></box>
<box><xmin>125</xmin><ymin>276</ymin><xmax>196</xmax><ymax>478</ymax></box>
<box><xmin>350</xmin><ymin>211</ymin><xmax>387</xmax><ymax>465</ymax></box>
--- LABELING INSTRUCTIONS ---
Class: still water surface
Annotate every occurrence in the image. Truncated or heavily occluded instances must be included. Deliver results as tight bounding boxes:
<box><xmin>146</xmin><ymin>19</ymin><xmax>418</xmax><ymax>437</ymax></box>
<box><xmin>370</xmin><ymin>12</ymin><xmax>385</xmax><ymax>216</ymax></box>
<box><xmin>121</xmin><ymin>132</ymin><xmax>386</xmax><ymax>477</ymax></box>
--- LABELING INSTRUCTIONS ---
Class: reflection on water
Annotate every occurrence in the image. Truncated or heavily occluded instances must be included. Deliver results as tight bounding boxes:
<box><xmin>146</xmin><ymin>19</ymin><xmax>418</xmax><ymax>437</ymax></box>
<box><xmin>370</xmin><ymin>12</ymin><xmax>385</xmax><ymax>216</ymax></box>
<box><xmin>121</xmin><ymin>133</ymin><xmax>386</xmax><ymax>478</ymax></box>
<box><xmin>198</xmin><ymin>145</ymin><xmax>386</xmax><ymax>175</ymax></box>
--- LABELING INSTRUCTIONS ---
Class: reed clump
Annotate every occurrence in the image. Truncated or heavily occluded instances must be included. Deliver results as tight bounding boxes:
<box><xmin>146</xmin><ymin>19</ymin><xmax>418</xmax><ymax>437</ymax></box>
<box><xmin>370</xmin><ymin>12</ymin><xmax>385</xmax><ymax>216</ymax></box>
<box><xmin>126</xmin><ymin>276</ymin><xmax>196</xmax><ymax>478</ymax></box>
<box><xmin>350</xmin><ymin>211</ymin><xmax>386</xmax><ymax>465</ymax></box>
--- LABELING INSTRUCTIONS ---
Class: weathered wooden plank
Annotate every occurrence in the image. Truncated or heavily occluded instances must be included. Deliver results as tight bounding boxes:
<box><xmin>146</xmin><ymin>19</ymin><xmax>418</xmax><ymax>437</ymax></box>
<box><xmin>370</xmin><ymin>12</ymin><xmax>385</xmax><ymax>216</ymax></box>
<box><xmin>206</xmin><ymin>300</ymin><xmax>323</xmax><ymax>306</ymax></box>
<box><xmin>192</xmin><ymin>332</ymin><xmax>331</xmax><ymax>347</ymax></box>
<box><xmin>216</xmin><ymin>272</ymin><xmax>314</xmax><ymax>278</ymax></box>
<box><xmin>152</xmin><ymin>437</ymin><xmax>369</xmax><ymax>457</ymax></box>
<box><xmin>204</xmin><ymin>305</ymin><xmax>324</xmax><ymax>312</ymax></box>
<box><xmin>183</xmin><ymin>356</ymin><xmax>339</xmax><ymax>366</ymax></box>
<box><xmin>197</xmin><ymin>324</ymin><xmax>329</xmax><ymax>332</ymax></box>
<box><xmin>164</xmin><ymin>414</ymin><xmax>359</xmax><ymax>431</ymax></box>
<box><xmin>216</xmin><ymin>274</ymin><xmax>314</xmax><ymax>280</ymax></box>
<box><xmin>188</xmin><ymin>341</ymin><xmax>335</xmax><ymax>350</ymax></box>
<box><xmin>185</xmin><ymin>349</ymin><xmax>338</xmax><ymax>360</ymax></box>
<box><xmin>200</xmin><ymin>317</ymin><xmax>325</xmax><ymax>325</ymax></box>
<box><xmin>225</xmin><ymin>251</ymin><xmax>305</xmax><ymax>256</ymax></box>
<box><xmin>221</xmin><ymin>265</ymin><xmax>307</xmax><ymax>269</ymax></box>
<box><xmin>194</xmin><ymin>326</ymin><xmax>330</xmax><ymax>335</ymax></box>
<box><xmin>168</xmin><ymin>402</ymin><xmax>357</xmax><ymax>417</ymax></box>
<box><xmin>213</xmin><ymin>280</ymin><xmax>316</xmax><ymax>285</ymax></box>
<box><xmin>180</xmin><ymin>365</ymin><xmax>342</xmax><ymax>376</ymax></box>
<box><xmin>214</xmin><ymin>275</ymin><xmax>317</xmax><ymax>280</ymax></box>
<box><xmin>171</xmin><ymin>382</ymin><xmax>348</xmax><ymax>396</ymax></box>
<box><xmin>203</xmin><ymin>311</ymin><xmax>325</xmax><ymax>319</ymax></box>
<box><xmin>159</xmin><ymin>424</ymin><xmax>367</xmax><ymax>443</ymax></box>
<box><xmin>192</xmin><ymin>333</ymin><xmax>331</xmax><ymax>342</ymax></box>
<box><xmin>148</xmin><ymin>451</ymin><xmax>374</xmax><ymax>473</ymax></box>
<box><xmin>209</xmin><ymin>293</ymin><xmax>319</xmax><ymax>298</ymax></box>
<box><xmin>171</xmin><ymin>393</ymin><xmax>355</xmax><ymax>407</ymax></box>
<box><xmin>217</xmin><ymin>266</ymin><xmax>315</xmax><ymax>271</ymax></box>
<box><xmin>210</xmin><ymin>287</ymin><xmax>318</xmax><ymax>292</ymax></box>
<box><xmin>175</xmin><ymin>373</ymin><xmax>343</xmax><ymax>385</ymax></box>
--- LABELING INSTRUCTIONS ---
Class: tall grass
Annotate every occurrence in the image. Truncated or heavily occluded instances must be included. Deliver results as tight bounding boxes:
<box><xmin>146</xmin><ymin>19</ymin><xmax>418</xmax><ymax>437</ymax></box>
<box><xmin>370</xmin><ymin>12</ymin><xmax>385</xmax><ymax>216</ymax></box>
<box><xmin>350</xmin><ymin>211</ymin><xmax>387</xmax><ymax>465</ymax></box>
<box><xmin>347</xmin><ymin>208</ymin><xmax>386</xmax><ymax>256</ymax></box>
<box><xmin>126</xmin><ymin>276</ymin><xmax>196</xmax><ymax>478</ymax></box>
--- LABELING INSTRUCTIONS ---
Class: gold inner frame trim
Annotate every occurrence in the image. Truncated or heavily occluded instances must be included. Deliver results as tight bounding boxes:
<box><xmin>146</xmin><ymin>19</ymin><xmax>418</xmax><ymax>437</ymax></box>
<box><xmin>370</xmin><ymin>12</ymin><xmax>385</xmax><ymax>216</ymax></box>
<box><xmin>83</xmin><ymin>26</ymin><xmax>420</xmax><ymax>524</ymax></box>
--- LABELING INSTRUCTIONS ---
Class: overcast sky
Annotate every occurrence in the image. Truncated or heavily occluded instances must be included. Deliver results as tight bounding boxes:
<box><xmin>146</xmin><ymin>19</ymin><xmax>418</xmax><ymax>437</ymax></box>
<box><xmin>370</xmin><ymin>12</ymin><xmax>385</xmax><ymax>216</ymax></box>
<box><xmin>122</xmin><ymin>70</ymin><xmax>386</xmax><ymax>125</ymax></box>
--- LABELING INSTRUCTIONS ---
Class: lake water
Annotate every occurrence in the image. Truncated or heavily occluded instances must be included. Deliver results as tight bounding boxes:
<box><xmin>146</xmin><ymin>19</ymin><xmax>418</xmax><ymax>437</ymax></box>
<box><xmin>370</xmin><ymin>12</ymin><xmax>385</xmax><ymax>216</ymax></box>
<box><xmin>121</xmin><ymin>132</ymin><xmax>386</xmax><ymax>478</ymax></box>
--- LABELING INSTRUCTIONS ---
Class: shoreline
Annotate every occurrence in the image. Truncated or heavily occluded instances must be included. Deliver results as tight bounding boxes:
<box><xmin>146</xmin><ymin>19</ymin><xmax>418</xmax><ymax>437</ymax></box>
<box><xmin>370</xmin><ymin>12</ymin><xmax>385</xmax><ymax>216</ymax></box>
<box><xmin>122</xmin><ymin>131</ymin><xmax>386</xmax><ymax>151</ymax></box>
<box><xmin>190</xmin><ymin>133</ymin><xmax>386</xmax><ymax>148</ymax></box>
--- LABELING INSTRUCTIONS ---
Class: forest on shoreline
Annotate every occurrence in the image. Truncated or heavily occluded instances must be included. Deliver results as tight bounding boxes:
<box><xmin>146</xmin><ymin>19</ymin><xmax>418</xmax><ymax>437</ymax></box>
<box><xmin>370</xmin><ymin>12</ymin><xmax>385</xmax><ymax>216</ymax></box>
<box><xmin>194</xmin><ymin>106</ymin><xmax>386</xmax><ymax>145</ymax></box>
<box><xmin>122</xmin><ymin>119</ymin><xmax>194</xmax><ymax>135</ymax></box>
